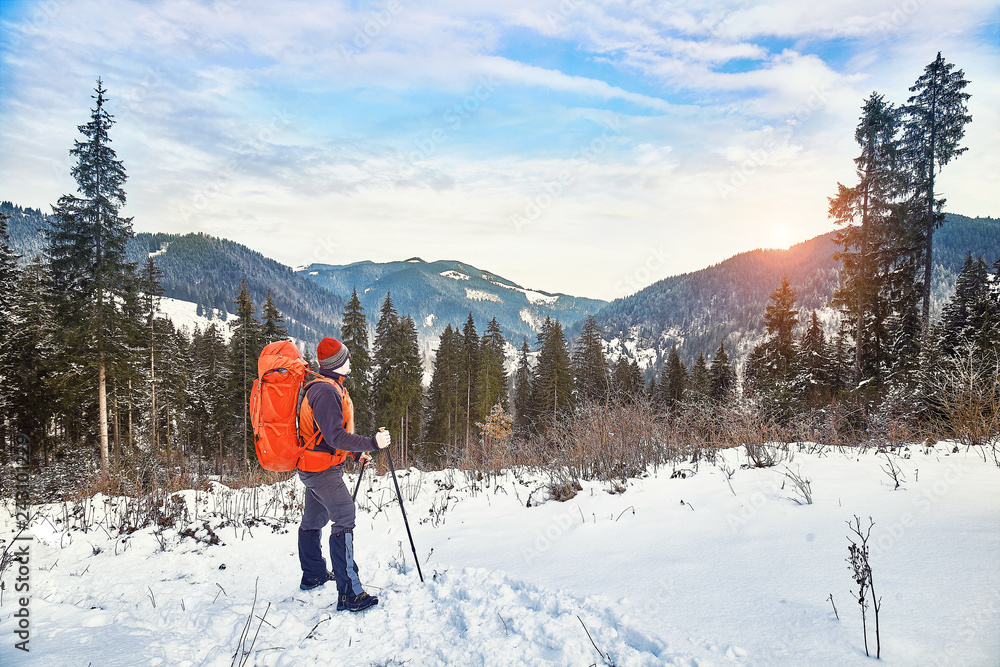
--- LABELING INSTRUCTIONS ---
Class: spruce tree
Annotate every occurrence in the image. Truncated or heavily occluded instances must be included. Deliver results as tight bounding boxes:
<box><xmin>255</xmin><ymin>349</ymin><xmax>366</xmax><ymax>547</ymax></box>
<box><xmin>745</xmin><ymin>278</ymin><xmax>799</xmax><ymax>416</ymax></box>
<box><xmin>139</xmin><ymin>257</ymin><xmax>165</xmax><ymax>450</ymax></box>
<box><xmin>0</xmin><ymin>211</ymin><xmax>20</xmax><ymax>428</ymax></box>
<box><xmin>340</xmin><ymin>287</ymin><xmax>373</xmax><ymax>434</ymax></box>
<box><xmin>531</xmin><ymin>318</ymin><xmax>573</xmax><ymax>430</ymax></box>
<box><xmin>612</xmin><ymin>357</ymin><xmax>643</xmax><ymax>402</ymax></box>
<box><xmin>660</xmin><ymin>346</ymin><xmax>687</xmax><ymax>411</ymax></box>
<box><xmin>512</xmin><ymin>338</ymin><xmax>534</xmax><ymax>433</ymax></box>
<box><xmin>708</xmin><ymin>341</ymin><xmax>736</xmax><ymax>403</ymax></box>
<box><xmin>44</xmin><ymin>79</ymin><xmax>136</xmax><ymax>479</ymax></box>
<box><xmin>571</xmin><ymin>315</ymin><xmax>609</xmax><ymax>403</ymax></box>
<box><xmin>227</xmin><ymin>278</ymin><xmax>263</xmax><ymax>465</ymax></box>
<box><xmin>476</xmin><ymin>317</ymin><xmax>508</xmax><ymax>418</ymax></box>
<box><xmin>398</xmin><ymin>314</ymin><xmax>424</xmax><ymax>457</ymax></box>
<box><xmin>830</xmin><ymin>92</ymin><xmax>903</xmax><ymax>387</ymax></box>
<box><xmin>372</xmin><ymin>294</ymin><xmax>424</xmax><ymax>455</ymax></box>
<box><xmin>689</xmin><ymin>352</ymin><xmax>710</xmax><ymax>400</ymax></box>
<box><xmin>796</xmin><ymin>311</ymin><xmax>831</xmax><ymax>406</ymax></box>
<box><xmin>460</xmin><ymin>313</ymin><xmax>480</xmax><ymax>449</ymax></box>
<box><xmin>902</xmin><ymin>52</ymin><xmax>972</xmax><ymax>330</ymax></box>
<box><xmin>939</xmin><ymin>254</ymin><xmax>996</xmax><ymax>357</ymax></box>
<box><xmin>426</xmin><ymin>325</ymin><xmax>462</xmax><ymax>457</ymax></box>
<box><xmin>6</xmin><ymin>258</ymin><xmax>57</xmax><ymax>464</ymax></box>
<box><xmin>261</xmin><ymin>289</ymin><xmax>288</xmax><ymax>342</ymax></box>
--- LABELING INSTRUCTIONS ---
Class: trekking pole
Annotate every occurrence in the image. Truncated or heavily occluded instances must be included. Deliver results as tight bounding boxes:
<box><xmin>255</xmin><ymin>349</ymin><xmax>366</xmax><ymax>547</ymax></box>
<box><xmin>352</xmin><ymin>457</ymin><xmax>366</xmax><ymax>502</ymax></box>
<box><xmin>381</xmin><ymin>427</ymin><xmax>424</xmax><ymax>582</ymax></box>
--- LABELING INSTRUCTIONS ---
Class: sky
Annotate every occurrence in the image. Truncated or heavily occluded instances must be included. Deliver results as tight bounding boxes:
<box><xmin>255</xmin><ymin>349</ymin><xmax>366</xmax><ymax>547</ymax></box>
<box><xmin>1</xmin><ymin>0</ymin><xmax>997</xmax><ymax>301</ymax></box>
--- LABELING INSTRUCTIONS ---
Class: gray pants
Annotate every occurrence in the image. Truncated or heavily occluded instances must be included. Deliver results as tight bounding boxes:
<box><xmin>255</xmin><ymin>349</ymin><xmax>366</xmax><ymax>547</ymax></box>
<box><xmin>298</xmin><ymin>465</ymin><xmax>355</xmax><ymax>533</ymax></box>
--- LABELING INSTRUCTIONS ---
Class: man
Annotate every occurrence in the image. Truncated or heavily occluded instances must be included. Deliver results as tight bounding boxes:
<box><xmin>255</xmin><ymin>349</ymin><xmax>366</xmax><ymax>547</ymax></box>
<box><xmin>296</xmin><ymin>336</ymin><xmax>390</xmax><ymax>612</ymax></box>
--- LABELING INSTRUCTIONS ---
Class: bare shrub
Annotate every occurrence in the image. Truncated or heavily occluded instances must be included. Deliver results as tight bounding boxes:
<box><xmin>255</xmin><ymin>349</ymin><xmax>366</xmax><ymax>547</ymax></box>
<box><xmin>929</xmin><ymin>347</ymin><xmax>1000</xmax><ymax>465</ymax></box>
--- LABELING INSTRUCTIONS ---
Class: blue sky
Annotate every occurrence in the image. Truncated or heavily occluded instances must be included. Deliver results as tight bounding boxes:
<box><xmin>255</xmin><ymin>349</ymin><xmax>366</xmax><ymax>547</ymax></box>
<box><xmin>1</xmin><ymin>0</ymin><xmax>997</xmax><ymax>301</ymax></box>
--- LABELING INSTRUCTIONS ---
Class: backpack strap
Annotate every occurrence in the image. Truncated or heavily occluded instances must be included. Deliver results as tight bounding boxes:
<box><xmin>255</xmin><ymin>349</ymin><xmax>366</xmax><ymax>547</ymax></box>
<box><xmin>295</xmin><ymin>372</ymin><xmax>324</xmax><ymax>447</ymax></box>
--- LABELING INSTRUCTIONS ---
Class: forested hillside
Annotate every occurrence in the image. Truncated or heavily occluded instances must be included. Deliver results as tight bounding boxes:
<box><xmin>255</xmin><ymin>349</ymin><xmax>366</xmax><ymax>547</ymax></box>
<box><xmin>128</xmin><ymin>232</ymin><xmax>344</xmax><ymax>346</ymax></box>
<box><xmin>299</xmin><ymin>257</ymin><xmax>606</xmax><ymax>352</ymax></box>
<box><xmin>591</xmin><ymin>214</ymin><xmax>1000</xmax><ymax>371</ymax></box>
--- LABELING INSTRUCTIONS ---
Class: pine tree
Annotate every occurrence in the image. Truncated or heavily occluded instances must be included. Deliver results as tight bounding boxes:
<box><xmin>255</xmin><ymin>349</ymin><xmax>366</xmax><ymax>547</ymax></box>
<box><xmin>708</xmin><ymin>341</ymin><xmax>736</xmax><ymax>403</ymax></box>
<box><xmin>0</xmin><ymin>210</ymin><xmax>18</xmax><ymax>327</ymax></box>
<box><xmin>745</xmin><ymin>278</ymin><xmax>799</xmax><ymax>417</ymax></box>
<box><xmin>190</xmin><ymin>324</ymin><xmax>230</xmax><ymax>470</ymax></box>
<box><xmin>796</xmin><ymin>311</ymin><xmax>831</xmax><ymax>406</ymax></box>
<box><xmin>688</xmin><ymin>352</ymin><xmax>710</xmax><ymax>400</ymax></box>
<box><xmin>44</xmin><ymin>79</ymin><xmax>136</xmax><ymax>480</ymax></box>
<box><xmin>830</xmin><ymin>92</ymin><xmax>903</xmax><ymax>387</ymax></box>
<box><xmin>512</xmin><ymin>338</ymin><xmax>534</xmax><ymax>433</ymax></box>
<box><xmin>902</xmin><ymin>52</ymin><xmax>972</xmax><ymax>331</ymax></box>
<box><xmin>476</xmin><ymin>317</ymin><xmax>508</xmax><ymax>418</ymax></box>
<box><xmin>460</xmin><ymin>313</ymin><xmax>480</xmax><ymax>449</ymax></box>
<box><xmin>398</xmin><ymin>314</ymin><xmax>424</xmax><ymax>459</ymax></box>
<box><xmin>372</xmin><ymin>294</ymin><xmax>424</xmax><ymax>459</ymax></box>
<box><xmin>612</xmin><ymin>357</ymin><xmax>643</xmax><ymax>402</ymax></box>
<box><xmin>227</xmin><ymin>278</ymin><xmax>263</xmax><ymax>466</ymax></box>
<box><xmin>261</xmin><ymin>289</ymin><xmax>288</xmax><ymax>342</ymax></box>
<box><xmin>571</xmin><ymin>315</ymin><xmax>609</xmax><ymax>403</ymax></box>
<box><xmin>6</xmin><ymin>258</ymin><xmax>57</xmax><ymax>464</ymax></box>
<box><xmin>426</xmin><ymin>325</ymin><xmax>462</xmax><ymax>458</ymax></box>
<box><xmin>340</xmin><ymin>287</ymin><xmax>373</xmax><ymax>434</ymax></box>
<box><xmin>0</xmin><ymin>210</ymin><xmax>20</xmax><ymax>429</ymax></box>
<box><xmin>531</xmin><ymin>318</ymin><xmax>573</xmax><ymax>430</ymax></box>
<box><xmin>139</xmin><ymin>258</ymin><xmax>165</xmax><ymax>450</ymax></box>
<box><xmin>939</xmin><ymin>254</ymin><xmax>997</xmax><ymax>357</ymax></box>
<box><xmin>660</xmin><ymin>346</ymin><xmax>687</xmax><ymax>411</ymax></box>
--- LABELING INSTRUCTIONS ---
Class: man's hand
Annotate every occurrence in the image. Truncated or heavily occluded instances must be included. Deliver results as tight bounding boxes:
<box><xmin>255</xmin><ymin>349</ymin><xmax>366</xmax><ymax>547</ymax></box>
<box><xmin>358</xmin><ymin>452</ymin><xmax>372</xmax><ymax>467</ymax></box>
<box><xmin>374</xmin><ymin>428</ymin><xmax>391</xmax><ymax>449</ymax></box>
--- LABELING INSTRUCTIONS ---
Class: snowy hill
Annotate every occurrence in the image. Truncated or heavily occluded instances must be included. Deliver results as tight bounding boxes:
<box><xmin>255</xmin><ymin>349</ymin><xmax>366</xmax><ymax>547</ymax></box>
<box><xmin>297</xmin><ymin>257</ymin><xmax>607</xmax><ymax>351</ymax></box>
<box><xmin>3</xmin><ymin>443</ymin><xmax>998</xmax><ymax>665</ymax></box>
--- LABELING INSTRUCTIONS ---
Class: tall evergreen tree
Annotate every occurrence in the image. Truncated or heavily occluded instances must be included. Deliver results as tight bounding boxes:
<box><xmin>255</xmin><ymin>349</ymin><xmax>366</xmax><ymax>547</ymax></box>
<box><xmin>371</xmin><ymin>294</ymin><xmax>423</xmax><ymax>458</ymax></box>
<box><xmin>512</xmin><ymin>338</ymin><xmax>534</xmax><ymax>433</ymax></box>
<box><xmin>227</xmin><ymin>278</ymin><xmax>263</xmax><ymax>465</ymax></box>
<box><xmin>44</xmin><ymin>79</ymin><xmax>136</xmax><ymax>479</ymax></box>
<box><xmin>611</xmin><ymin>357</ymin><xmax>644</xmax><ymax>402</ymax></box>
<box><xmin>708</xmin><ymin>341</ymin><xmax>736</xmax><ymax>403</ymax></box>
<box><xmin>6</xmin><ymin>258</ymin><xmax>57</xmax><ymax>464</ymax></box>
<box><xmin>659</xmin><ymin>346</ymin><xmax>687</xmax><ymax>411</ymax></box>
<box><xmin>830</xmin><ymin>92</ymin><xmax>903</xmax><ymax>387</ymax></box>
<box><xmin>0</xmin><ymin>210</ymin><xmax>20</xmax><ymax>432</ymax></box>
<box><xmin>939</xmin><ymin>254</ymin><xmax>998</xmax><ymax>358</ymax></box>
<box><xmin>398</xmin><ymin>314</ymin><xmax>424</xmax><ymax>455</ymax></box>
<box><xmin>139</xmin><ymin>258</ymin><xmax>165</xmax><ymax>450</ymax></box>
<box><xmin>426</xmin><ymin>324</ymin><xmax>463</xmax><ymax>455</ymax></box>
<box><xmin>476</xmin><ymin>317</ymin><xmax>508</xmax><ymax>417</ymax></box>
<box><xmin>340</xmin><ymin>287</ymin><xmax>372</xmax><ymax>434</ymax></box>
<box><xmin>531</xmin><ymin>318</ymin><xmax>573</xmax><ymax>430</ymax></box>
<box><xmin>688</xmin><ymin>352</ymin><xmax>710</xmax><ymax>400</ymax></box>
<box><xmin>189</xmin><ymin>324</ymin><xmax>230</xmax><ymax>470</ymax></box>
<box><xmin>571</xmin><ymin>315</ymin><xmax>609</xmax><ymax>403</ymax></box>
<box><xmin>902</xmin><ymin>52</ymin><xmax>972</xmax><ymax>330</ymax></box>
<box><xmin>796</xmin><ymin>311</ymin><xmax>831</xmax><ymax>406</ymax></box>
<box><xmin>745</xmin><ymin>278</ymin><xmax>799</xmax><ymax>416</ymax></box>
<box><xmin>261</xmin><ymin>289</ymin><xmax>288</xmax><ymax>342</ymax></box>
<box><xmin>460</xmin><ymin>313</ymin><xmax>480</xmax><ymax>449</ymax></box>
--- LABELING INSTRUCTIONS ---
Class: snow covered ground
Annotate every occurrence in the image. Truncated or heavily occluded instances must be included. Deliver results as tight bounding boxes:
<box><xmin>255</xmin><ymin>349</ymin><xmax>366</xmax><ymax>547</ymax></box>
<box><xmin>2</xmin><ymin>443</ymin><xmax>998</xmax><ymax>666</ymax></box>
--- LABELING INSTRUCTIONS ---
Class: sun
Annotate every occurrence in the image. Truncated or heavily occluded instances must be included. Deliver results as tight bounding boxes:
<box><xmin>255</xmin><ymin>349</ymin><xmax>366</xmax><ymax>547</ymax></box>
<box><xmin>772</xmin><ymin>225</ymin><xmax>793</xmax><ymax>249</ymax></box>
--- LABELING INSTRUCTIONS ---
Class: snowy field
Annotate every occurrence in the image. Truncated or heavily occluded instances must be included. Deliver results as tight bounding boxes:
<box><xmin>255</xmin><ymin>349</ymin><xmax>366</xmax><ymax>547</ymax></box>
<box><xmin>2</xmin><ymin>443</ymin><xmax>998</xmax><ymax>666</ymax></box>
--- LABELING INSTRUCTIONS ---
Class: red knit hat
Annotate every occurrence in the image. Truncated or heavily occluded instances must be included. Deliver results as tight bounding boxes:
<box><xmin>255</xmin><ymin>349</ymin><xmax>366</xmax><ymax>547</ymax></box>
<box><xmin>317</xmin><ymin>337</ymin><xmax>350</xmax><ymax>370</ymax></box>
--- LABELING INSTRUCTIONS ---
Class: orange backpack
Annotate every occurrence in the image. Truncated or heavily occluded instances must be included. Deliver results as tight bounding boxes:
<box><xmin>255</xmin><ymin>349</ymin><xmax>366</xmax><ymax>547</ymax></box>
<box><xmin>250</xmin><ymin>340</ymin><xmax>355</xmax><ymax>472</ymax></box>
<box><xmin>249</xmin><ymin>340</ymin><xmax>312</xmax><ymax>471</ymax></box>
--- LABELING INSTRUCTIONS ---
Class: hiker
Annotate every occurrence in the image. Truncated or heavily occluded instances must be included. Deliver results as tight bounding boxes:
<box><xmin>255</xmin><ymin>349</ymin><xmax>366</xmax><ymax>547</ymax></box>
<box><xmin>297</xmin><ymin>336</ymin><xmax>390</xmax><ymax>612</ymax></box>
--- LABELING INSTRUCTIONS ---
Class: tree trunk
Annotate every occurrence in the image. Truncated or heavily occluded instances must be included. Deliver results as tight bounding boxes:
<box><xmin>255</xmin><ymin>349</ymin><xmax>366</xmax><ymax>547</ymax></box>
<box><xmin>99</xmin><ymin>352</ymin><xmax>110</xmax><ymax>482</ymax></box>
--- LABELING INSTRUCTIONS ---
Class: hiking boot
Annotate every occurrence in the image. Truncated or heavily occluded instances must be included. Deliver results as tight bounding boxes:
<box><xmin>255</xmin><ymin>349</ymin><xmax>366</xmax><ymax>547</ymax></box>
<box><xmin>299</xmin><ymin>572</ymin><xmax>335</xmax><ymax>591</ymax></box>
<box><xmin>338</xmin><ymin>591</ymin><xmax>379</xmax><ymax>612</ymax></box>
